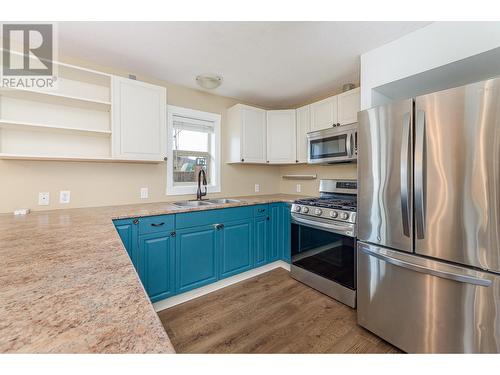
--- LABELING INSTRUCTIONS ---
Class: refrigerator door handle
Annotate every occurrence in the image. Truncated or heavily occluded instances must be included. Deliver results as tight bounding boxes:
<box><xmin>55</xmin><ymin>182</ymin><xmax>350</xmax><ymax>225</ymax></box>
<box><xmin>358</xmin><ymin>244</ymin><xmax>492</xmax><ymax>287</ymax></box>
<box><xmin>415</xmin><ymin>110</ymin><xmax>427</xmax><ymax>239</ymax></box>
<box><xmin>400</xmin><ymin>112</ymin><xmax>411</xmax><ymax>237</ymax></box>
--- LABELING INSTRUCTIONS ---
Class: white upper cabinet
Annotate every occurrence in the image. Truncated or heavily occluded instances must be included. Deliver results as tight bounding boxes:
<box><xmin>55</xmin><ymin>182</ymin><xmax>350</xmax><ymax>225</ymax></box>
<box><xmin>266</xmin><ymin>109</ymin><xmax>296</xmax><ymax>164</ymax></box>
<box><xmin>226</xmin><ymin>104</ymin><xmax>266</xmax><ymax>163</ymax></box>
<box><xmin>112</xmin><ymin>77</ymin><xmax>167</xmax><ymax>161</ymax></box>
<box><xmin>337</xmin><ymin>87</ymin><xmax>360</xmax><ymax>125</ymax></box>
<box><xmin>310</xmin><ymin>95</ymin><xmax>338</xmax><ymax>132</ymax></box>
<box><xmin>295</xmin><ymin>105</ymin><xmax>310</xmax><ymax>163</ymax></box>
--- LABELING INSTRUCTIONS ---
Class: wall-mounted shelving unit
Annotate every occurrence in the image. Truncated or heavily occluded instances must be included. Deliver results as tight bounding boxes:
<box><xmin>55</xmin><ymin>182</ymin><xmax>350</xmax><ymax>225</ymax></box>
<box><xmin>0</xmin><ymin>57</ymin><xmax>166</xmax><ymax>163</ymax></box>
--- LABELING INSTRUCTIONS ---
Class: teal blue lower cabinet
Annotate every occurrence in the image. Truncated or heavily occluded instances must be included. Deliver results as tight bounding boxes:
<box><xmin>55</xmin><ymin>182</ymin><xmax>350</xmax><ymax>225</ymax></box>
<box><xmin>176</xmin><ymin>225</ymin><xmax>219</xmax><ymax>293</ymax></box>
<box><xmin>268</xmin><ymin>203</ymin><xmax>292</xmax><ymax>263</ymax></box>
<box><xmin>281</xmin><ymin>203</ymin><xmax>291</xmax><ymax>262</ymax></box>
<box><xmin>138</xmin><ymin>231</ymin><xmax>175</xmax><ymax>302</ymax></box>
<box><xmin>254</xmin><ymin>215</ymin><xmax>269</xmax><ymax>267</ymax></box>
<box><xmin>113</xmin><ymin>202</ymin><xmax>293</xmax><ymax>303</ymax></box>
<box><xmin>220</xmin><ymin>218</ymin><xmax>254</xmax><ymax>279</ymax></box>
<box><xmin>268</xmin><ymin>203</ymin><xmax>282</xmax><ymax>262</ymax></box>
<box><xmin>113</xmin><ymin>218</ymin><xmax>138</xmax><ymax>267</ymax></box>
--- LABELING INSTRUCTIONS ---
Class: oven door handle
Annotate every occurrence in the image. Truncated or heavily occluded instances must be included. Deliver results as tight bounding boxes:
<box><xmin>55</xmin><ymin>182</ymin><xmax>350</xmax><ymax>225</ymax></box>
<box><xmin>291</xmin><ymin>214</ymin><xmax>355</xmax><ymax>237</ymax></box>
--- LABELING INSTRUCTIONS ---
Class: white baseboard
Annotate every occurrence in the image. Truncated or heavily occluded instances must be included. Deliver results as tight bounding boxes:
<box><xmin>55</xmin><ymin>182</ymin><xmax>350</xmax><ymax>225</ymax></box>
<box><xmin>153</xmin><ymin>261</ymin><xmax>291</xmax><ymax>312</ymax></box>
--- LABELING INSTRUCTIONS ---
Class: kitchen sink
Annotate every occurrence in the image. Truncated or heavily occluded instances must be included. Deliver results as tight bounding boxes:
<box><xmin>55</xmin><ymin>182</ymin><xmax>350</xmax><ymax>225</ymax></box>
<box><xmin>172</xmin><ymin>200</ymin><xmax>214</xmax><ymax>207</ymax></box>
<box><xmin>205</xmin><ymin>198</ymin><xmax>241</xmax><ymax>204</ymax></box>
<box><xmin>172</xmin><ymin>198</ymin><xmax>241</xmax><ymax>207</ymax></box>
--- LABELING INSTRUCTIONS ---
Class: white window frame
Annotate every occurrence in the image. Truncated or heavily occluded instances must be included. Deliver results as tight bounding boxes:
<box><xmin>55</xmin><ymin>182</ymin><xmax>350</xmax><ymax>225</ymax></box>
<box><xmin>166</xmin><ymin>105</ymin><xmax>221</xmax><ymax>196</ymax></box>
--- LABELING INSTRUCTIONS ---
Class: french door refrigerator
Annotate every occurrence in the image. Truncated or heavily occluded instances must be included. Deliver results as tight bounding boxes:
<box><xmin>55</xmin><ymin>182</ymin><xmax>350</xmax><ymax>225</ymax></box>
<box><xmin>357</xmin><ymin>78</ymin><xmax>500</xmax><ymax>353</ymax></box>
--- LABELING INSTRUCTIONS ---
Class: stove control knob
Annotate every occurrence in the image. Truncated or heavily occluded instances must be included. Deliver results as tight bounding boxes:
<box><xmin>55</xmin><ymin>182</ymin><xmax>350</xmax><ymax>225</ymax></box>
<box><xmin>340</xmin><ymin>212</ymin><xmax>349</xmax><ymax>220</ymax></box>
<box><xmin>314</xmin><ymin>208</ymin><xmax>323</xmax><ymax>216</ymax></box>
<box><xmin>294</xmin><ymin>205</ymin><xmax>301</xmax><ymax>212</ymax></box>
<box><xmin>302</xmin><ymin>207</ymin><xmax>309</xmax><ymax>213</ymax></box>
<box><xmin>330</xmin><ymin>211</ymin><xmax>338</xmax><ymax>218</ymax></box>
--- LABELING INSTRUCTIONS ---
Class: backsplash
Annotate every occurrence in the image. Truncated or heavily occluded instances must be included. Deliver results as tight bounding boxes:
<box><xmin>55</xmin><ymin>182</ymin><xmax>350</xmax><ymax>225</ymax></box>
<box><xmin>279</xmin><ymin>163</ymin><xmax>357</xmax><ymax>196</ymax></box>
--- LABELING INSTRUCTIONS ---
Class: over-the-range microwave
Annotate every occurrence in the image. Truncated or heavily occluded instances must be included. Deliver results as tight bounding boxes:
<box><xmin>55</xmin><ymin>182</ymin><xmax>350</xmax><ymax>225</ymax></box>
<box><xmin>307</xmin><ymin>123</ymin><xmax>357</xmax><ymax>164</ymax></box>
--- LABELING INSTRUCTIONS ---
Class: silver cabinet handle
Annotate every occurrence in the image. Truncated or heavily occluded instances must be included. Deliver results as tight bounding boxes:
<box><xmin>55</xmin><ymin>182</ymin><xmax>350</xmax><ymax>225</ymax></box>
<box><xmin>400</xmin><ymin>112</ymin><xmax>411</xmax><ymax>237</ymax></box>
<box><xmin>359</xmin><ymin>244</ymin><xmax>492</xmax><ymax>287</ymax></box>
<box><xmin>415</xmin><ymin>109</ymin><xmax>427</xmax><ymax>239</ymax></box>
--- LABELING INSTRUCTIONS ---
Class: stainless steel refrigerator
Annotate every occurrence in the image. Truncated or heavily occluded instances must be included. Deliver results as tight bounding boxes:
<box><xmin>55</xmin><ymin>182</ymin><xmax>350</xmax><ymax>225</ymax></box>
<box><xmin>357</xmin><ymin>78</ymin><xmax>500</xmax><ymax>353</ymax></box>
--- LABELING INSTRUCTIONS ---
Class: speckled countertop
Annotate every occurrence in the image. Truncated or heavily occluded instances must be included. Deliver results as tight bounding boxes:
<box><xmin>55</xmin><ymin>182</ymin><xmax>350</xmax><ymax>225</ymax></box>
<box><xmin>0</xmin><ymin>194</ymin><xmax>304</xmax><ymax>353</ymax></box>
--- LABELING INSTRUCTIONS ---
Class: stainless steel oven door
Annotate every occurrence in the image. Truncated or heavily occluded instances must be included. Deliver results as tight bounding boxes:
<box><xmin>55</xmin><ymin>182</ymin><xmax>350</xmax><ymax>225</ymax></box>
<box><xmin>291</xmin><ymin>213</ymin><xmax>356</xmax><ymax>293</ymax></box>
<box><xmin>307</xmin><ymin>124</ymin><xmax>357</xmax><ymax>164</ymax></box>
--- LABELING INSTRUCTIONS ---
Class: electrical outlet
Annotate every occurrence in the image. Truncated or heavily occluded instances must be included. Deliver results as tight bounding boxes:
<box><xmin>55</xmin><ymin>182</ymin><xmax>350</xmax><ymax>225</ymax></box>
<box><xmin>296</xmin><ymin>184</ymin><xmax>302</xmax><ymax>193</ymax></box>
<box><xmin>140</xmin><ymin>187</ymin><xmax>149</xmax><ymax>199</ymax></box>
<box><xmin>59</xmin><ymin>191</ymin><xmax>71</xmax><ymax>204</ymax></box>
<box><xmin>38</xmin><ymin>192</ymin><xmax>50</xmax><ymax>206</ymax></box>
<box><xmin>254</xmin><ymin>184</ymin><xmax>260</xmax><ymax>193</ymax></box>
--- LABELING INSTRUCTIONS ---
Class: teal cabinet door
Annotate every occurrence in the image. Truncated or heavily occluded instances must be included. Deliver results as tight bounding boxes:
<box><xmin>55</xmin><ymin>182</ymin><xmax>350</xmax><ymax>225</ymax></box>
<box><xmin>220</xmin><ymin>218</ymin><xmax>253</xmax><ymax>279</ymax></box>
<box><xmin>138</xmin><ymin>231</ymin><xmax>175</xmax><ymax>302</ymax></box>
<box><xmin>254</xmin><ymin>215</ymin><xmax>269</xmax><ymax>267</ymax></box>
<box><xmin>269</xmin><ymin>203</ymin><xmax>291</xmax><ymax>263</ymax></box>
<box><xmin>113</xmin><ymin>218</ymin><xmax>138</xmax><ymax>268</ymax></box>
<box><xmin>268</xmin><ymin>204</ymin><xmax>281</xmax><ymax>262</ymax></box>
<box><xmin>281</xmin><ymin>204</ymin><xmax>291</xmax><ymax>262</ymax></box>
<box><xmin>176</xmin><ymin>225</ymin><xmax>219</xmax><ymax>293</ymax></box>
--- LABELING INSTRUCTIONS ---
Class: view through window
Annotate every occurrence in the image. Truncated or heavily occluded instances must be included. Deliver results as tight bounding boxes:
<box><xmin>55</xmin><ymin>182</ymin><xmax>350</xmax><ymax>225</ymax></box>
<box><xmin>172</xmin><ymin>116</ymin><xmax>214</xmax><ymax>186</ymax></box>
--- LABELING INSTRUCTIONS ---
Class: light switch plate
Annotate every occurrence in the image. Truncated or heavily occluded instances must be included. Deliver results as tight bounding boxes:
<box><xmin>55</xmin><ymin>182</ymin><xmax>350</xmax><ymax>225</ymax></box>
<box><xmin>59</xmin><ymin>190</ymin><xmax>71</xmax><ymax>204</ymax></box>
<box><xmin>296</xmin><ymin>184</ymin><xmax>302</xmax><ymax>193</ymax></box>
<box><xmin>254</xmin><ymin>184</ymin><xmax>260</xmax><ymax>193</ymax></box>
<box><xmin>38</xmin><ymin>192</ymin><xmax>49</xmax><ymax>206</ymax></box>
<box><xmin>140</xmin><ymin>187</ymin><xmax>149</xmax><ymax>199</ymax></box>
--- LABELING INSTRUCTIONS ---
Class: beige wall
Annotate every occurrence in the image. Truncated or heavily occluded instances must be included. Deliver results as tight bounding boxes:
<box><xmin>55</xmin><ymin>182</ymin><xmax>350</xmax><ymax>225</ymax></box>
<box><xmin>279</xmin><ymin>163</ymin><xmax>357</xmax><ymax>196</ymax></box>
<box><xmin>0</xmin><ymin>56</ymin><xmax>358</xmax><ymax>214</ymax></box>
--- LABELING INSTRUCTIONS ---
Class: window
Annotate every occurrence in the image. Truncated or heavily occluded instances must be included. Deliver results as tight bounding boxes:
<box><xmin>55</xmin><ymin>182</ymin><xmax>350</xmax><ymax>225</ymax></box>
<box><xmin>166</xmin><ymin>105</ymin><xmax>221</xmax><ymax>195</ymax></box>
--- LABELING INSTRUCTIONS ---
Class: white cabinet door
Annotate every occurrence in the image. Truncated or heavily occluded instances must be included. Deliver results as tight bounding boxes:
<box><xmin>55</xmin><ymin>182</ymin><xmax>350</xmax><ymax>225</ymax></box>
<box><xmin>295</xmin><ymin>105</ymin><xmax>310</xmax><ymax>163</ymax></box>
<box><xmin>112</xmin><ymin>77</ymin><xmax>166</xmax><ymax>161</ymax></box>
<box><xmin>266</xmin><ymin>110</ymin><xmax>296</xmax><ymax>164</ymax></box>
<box><xmin>337</xmin><ymin>87</ymin><xmax>360</xmax><ymax>126</ymax></box>
<box><xmin>310</xmin><ymin>95</ymin><xmax>338</xmax><ymax>132</ymax></box>
<box><xmin>241</xmin><ymin>106</ymin><xmax>266</xmax><ymax>163</ymax></box>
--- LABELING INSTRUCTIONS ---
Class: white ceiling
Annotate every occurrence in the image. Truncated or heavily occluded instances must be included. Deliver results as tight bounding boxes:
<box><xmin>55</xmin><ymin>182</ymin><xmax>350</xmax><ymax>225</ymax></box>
<box><xmin>59</xmin><ymin>22</ymin><xmax>431</xmax><ymax>108</ymax></box>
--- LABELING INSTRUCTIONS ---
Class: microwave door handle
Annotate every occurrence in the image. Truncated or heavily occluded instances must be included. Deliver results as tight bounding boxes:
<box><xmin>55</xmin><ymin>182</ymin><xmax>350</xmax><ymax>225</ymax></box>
<box><xmin>400</xmin><ymin>112</ymin><xmax>411</xmax><ymax>237</ymax></box>
<box><xmin>415</xmin><ymin>110</ymin><xmax>427</xmax><ymax>239</ymax></box>
<box><xmin>346</xmin><ymin>133</ymin><xmax>352</xmax><ymax>157</ymax></box>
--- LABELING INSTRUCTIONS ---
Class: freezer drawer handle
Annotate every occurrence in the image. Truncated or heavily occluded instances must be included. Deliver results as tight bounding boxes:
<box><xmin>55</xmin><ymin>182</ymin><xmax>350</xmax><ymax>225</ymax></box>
<box><xmin>359</xmin><ymin>245</ymin><xmax>492</xmax><ymax>287</ymax></box>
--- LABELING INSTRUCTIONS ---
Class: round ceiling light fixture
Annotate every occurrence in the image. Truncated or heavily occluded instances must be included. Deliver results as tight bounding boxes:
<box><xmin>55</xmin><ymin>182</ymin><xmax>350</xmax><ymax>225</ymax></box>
<box><xmin>196</xmin><ymin>74</ymin><xmax>223</xmax><ymax>90</ymax></box>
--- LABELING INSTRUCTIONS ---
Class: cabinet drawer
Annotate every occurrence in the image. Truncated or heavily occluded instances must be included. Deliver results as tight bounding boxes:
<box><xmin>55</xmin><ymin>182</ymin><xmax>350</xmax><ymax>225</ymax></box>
<box><xmin>221</xmin><ymin>206</ymin><xmax>253</xmax><ymax>222</ymax></box>
<box><xmin>138</xmin><ymin>214</ymin><xmax>175</xmax><ymax>235</ymax></box>
<box><xmin>253</xmin><ymin>204</ymin><xmax>268</xmax><ymax>217</ymax></box>
<box><xmin>175</xmin><ymin>209</ymin><xmax>221</xmax><ymax>229</ymax></box>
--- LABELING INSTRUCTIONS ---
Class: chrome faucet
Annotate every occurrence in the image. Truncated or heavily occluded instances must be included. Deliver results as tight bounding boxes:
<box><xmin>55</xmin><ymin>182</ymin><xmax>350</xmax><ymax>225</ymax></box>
<box><xmin>196</xmin><ymin>169</ymin><xmax>207</xmax><ymax>200</ymax></box>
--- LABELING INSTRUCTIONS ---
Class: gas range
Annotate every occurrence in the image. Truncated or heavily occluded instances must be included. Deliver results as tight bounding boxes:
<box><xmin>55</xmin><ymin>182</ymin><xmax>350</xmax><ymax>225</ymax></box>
<box><xmin>291</xmin><ymin>179</ymin><xmax>357</xmax><ymax>231</ymax></box>
<box><xmin>290</xmin><ymin>179</ymin><xmax>358</xmax><ymax>308</ymax></box>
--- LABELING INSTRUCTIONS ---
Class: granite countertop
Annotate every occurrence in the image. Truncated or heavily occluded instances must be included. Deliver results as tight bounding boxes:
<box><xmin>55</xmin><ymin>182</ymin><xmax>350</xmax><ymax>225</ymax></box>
<box><xmin>0</xmin><ymin>194</ymin><xmax>304</xmax><ymax>353</ymax></box>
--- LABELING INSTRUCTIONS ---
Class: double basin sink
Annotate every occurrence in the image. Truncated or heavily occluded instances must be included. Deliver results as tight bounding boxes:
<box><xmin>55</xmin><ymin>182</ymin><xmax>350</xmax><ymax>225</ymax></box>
<box><xmin>172</xmin><ymin>198</ymin><xmax>241</xmax><ymax>208</ymax></box>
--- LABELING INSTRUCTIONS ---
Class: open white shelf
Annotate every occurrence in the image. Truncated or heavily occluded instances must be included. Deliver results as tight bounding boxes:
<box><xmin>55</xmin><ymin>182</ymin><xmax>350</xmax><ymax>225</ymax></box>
<box><xmin>0</xmin><ymin>88</ymin><xmax>111</xmax><ymax>112</ymax></box>
<box><xmin>0</xmin><ymin>153</ymin><xmax>161</xmax><ymax>163</ymax></box>
<box><xmin>0</xmin><ymin>119</ymin><xmax>111</xmax><ymax>136</ymax></box>
<box><xmin>0</xmin><ymin>53</ymin><xmax>166</xmax><ymax>163</ymax></box>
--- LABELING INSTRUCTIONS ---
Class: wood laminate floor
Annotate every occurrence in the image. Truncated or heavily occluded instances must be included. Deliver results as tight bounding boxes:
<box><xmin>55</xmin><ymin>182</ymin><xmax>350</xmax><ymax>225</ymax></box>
<box><xmin>158</xmin><ymin>268</ymin><xmax>401</xmax><ymax>353</ymax></box>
